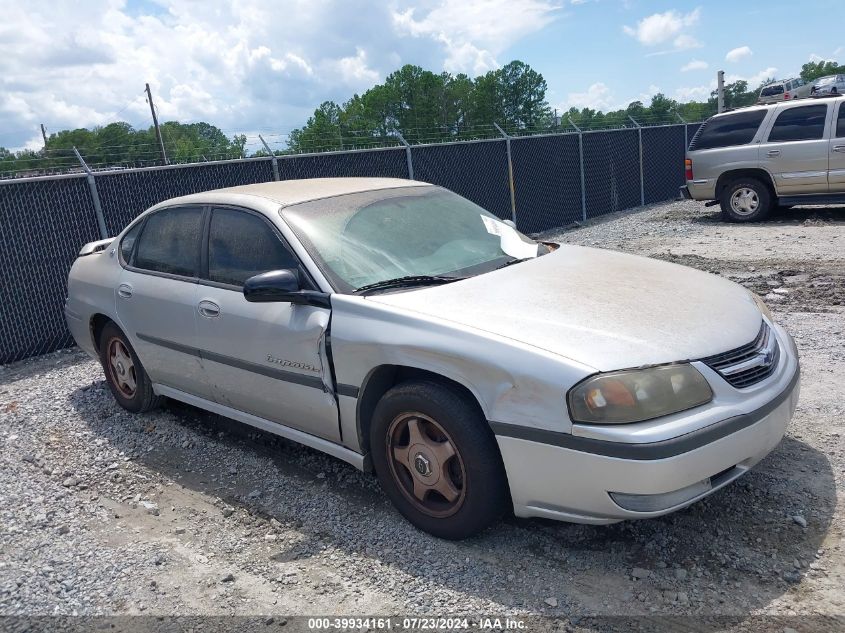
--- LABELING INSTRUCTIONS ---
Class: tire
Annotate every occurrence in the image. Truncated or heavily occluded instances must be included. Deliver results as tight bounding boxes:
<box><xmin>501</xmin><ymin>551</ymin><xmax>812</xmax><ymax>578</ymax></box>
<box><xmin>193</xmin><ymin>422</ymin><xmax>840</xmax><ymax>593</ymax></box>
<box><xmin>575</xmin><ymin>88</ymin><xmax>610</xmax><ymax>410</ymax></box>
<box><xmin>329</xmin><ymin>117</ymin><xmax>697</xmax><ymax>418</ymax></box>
<box><xmin>99</xmin><ymin>321</ymin><xmax>163</xmax><ymax>413</ymax></box>
<box><xmin>719</xmin><ymin>178</ymin><xmax>773</xmax><ymax>222</ymax></box>
<box><xmin>370</xmin><ymin>381</ymin><xmax>509</xmax><ymax>539</ymax></box>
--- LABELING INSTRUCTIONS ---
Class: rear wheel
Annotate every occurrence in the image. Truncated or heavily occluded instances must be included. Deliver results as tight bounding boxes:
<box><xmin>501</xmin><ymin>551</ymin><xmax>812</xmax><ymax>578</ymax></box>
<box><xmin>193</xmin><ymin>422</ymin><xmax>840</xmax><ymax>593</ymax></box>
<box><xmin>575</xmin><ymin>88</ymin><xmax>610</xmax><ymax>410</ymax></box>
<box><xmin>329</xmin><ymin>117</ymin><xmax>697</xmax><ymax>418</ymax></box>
<box><xmin>370</xmin><ymin>381</ymin><xmax>509</xmax><ymax>539</ymax></box>
<box><xmin>720</xmin><ymin>178</ymin><xmax>772</xmax><ymax>222</ymax></box>
<box><xmin>99</xmin><ymin>322</ymin><xmax>162</xmax><ymax>413</ymax></box>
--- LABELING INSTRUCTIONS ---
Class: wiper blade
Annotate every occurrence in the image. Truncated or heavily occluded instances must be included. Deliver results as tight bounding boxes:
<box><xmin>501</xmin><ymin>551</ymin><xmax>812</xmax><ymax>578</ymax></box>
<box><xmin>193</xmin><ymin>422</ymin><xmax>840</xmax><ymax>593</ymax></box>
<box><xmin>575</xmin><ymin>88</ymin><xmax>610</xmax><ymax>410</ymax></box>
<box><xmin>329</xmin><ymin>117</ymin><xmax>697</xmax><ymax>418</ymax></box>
<box><xmin>355</xmin><ymin>275</ymin><xmax>465</xmax><ymax>294</ymax></box>
<box><xmin>495</xmin><ymin>257</ymin><xmax>533</xmax><ymax>270</ymax></box>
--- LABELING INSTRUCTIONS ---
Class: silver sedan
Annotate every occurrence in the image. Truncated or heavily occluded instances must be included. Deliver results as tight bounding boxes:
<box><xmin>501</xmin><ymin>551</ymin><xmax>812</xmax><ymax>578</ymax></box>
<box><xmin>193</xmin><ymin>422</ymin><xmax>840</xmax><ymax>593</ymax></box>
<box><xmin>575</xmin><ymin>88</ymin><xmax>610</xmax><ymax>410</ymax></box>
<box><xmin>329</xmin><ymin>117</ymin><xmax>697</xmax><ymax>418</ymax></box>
<box><xmin>65</xmin><ymin>178</ymin><xmax>800</xmax><ymax>539</ymax></box>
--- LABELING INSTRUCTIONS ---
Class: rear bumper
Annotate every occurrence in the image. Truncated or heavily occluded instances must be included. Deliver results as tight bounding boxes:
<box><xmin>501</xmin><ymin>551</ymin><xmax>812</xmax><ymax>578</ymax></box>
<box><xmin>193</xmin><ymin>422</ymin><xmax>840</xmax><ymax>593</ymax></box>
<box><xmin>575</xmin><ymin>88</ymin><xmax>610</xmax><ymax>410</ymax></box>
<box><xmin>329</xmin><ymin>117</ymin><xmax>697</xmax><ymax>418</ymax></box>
<box><xmin>64</xmin><ymin>304</ymin><xmax>97</xmax><ymax>360</ymax></box>
<box><xmin>685</xmin><ymin>178</ymin><xmax>717</xmax><ymax>200</ymax></box>
<box><xmin>496</xmin><ymin>364</ymin><xmax>800</xmax><ymax>525</ymax></box>
<box><xmin>679</xmin><ymin>185</ymin><xmax>692</xmax><ymax>200</ymax></box>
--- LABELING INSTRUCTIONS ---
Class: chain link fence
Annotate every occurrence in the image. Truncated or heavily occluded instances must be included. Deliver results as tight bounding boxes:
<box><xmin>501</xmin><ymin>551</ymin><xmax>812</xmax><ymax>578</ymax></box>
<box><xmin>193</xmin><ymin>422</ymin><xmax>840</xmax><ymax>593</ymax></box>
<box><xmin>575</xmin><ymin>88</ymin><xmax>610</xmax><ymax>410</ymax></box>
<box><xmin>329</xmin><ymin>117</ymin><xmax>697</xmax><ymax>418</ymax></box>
<box><xmin>0</xmin><ymin>121</ymin><xmax>696</xmax><ymax>364</ymax></box>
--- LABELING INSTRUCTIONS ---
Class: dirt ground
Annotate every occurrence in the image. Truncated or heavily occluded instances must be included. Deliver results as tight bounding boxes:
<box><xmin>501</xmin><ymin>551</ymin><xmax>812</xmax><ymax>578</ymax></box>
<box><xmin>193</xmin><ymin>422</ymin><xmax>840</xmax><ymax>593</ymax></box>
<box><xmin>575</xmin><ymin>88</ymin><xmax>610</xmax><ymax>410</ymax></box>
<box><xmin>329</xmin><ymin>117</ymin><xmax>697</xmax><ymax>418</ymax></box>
<box><xmin>1</xmin><ymin>200</ymin><xmax>843</xmax><ymax>632</ymax></box>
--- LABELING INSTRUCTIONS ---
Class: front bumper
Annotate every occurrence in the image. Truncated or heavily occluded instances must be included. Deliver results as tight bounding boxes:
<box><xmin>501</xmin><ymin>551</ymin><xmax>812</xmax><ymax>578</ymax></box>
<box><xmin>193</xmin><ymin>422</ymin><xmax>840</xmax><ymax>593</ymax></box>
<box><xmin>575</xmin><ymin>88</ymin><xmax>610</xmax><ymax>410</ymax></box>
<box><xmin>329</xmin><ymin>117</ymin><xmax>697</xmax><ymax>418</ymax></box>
<box><xmin>495</xmin><ymin>334</ymin><xmax>800</xmax><ymax>525</ymax></box>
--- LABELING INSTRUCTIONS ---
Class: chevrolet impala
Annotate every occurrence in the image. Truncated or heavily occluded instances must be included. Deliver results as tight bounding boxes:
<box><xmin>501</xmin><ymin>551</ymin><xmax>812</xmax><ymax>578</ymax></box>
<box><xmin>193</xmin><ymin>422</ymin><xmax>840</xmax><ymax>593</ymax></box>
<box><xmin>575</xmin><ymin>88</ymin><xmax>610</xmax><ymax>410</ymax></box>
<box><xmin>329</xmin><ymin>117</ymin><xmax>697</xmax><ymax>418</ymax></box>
<box><xmin>64</xmin><ymin>178</ymin><xmax>800</xmax><ymax>539</ymax></box>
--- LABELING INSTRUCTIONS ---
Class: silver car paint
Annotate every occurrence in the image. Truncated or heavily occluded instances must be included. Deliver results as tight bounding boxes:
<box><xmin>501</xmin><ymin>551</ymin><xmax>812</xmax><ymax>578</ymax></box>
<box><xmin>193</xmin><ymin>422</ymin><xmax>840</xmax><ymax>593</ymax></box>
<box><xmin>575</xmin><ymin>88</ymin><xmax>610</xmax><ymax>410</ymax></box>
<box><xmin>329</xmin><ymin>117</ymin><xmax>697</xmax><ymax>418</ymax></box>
<box><xmin>65</xmin><ymin>178</ymin><xmax>800</xmax><ymax>524</ymax></box>
<box><xmin>368</xmin><ymin>244</ymin><xmax>763</xmax><ymax>371</ymax></box>
<box><xmin>686</xmin><ymin>96</ymin><xmax>845</xmax><ymax>200</ymax></box>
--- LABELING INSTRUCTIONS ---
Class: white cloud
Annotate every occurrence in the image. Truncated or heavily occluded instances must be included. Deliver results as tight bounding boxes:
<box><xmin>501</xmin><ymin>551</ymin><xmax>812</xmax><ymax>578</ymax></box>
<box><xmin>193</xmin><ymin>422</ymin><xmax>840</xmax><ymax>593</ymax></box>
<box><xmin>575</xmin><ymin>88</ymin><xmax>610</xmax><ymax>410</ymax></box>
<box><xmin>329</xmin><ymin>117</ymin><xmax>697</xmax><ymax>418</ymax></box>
<box><xmin>561</xmin><ymin>82</ymin><xmax>616</xmax><ymax>111</ymax></box>
<box><xmin>0</xmin><ymin>0</ymin><xmax>559</xmax><ymax>151</ymax></box>
<box><xmin>392</xmin><ymin>0</ymin><xmax>559</xmax><ymax>74</ymax></box>
<box><xmin>675</xmin><ymin>85</ymin><xmax>710</xmax><ymax>101</ymax></box>
<box><xmin>681</xmin><ymin>59</ymin><xmax>708</xmax><ymax>72</ymax></box>
<box><xmin>725</xmin><ymin>46</ymin><xmax>752</xmax><ymax>63</ymax></box>
<box><xmin>725</xmin><ymin>66</ymin><xmax>778</xmax><ymax>87</ymax></box>
<box><xmin>623</xmin><ymin>8</ymin><xmax>701</xmax><ymax>48</ymax></box>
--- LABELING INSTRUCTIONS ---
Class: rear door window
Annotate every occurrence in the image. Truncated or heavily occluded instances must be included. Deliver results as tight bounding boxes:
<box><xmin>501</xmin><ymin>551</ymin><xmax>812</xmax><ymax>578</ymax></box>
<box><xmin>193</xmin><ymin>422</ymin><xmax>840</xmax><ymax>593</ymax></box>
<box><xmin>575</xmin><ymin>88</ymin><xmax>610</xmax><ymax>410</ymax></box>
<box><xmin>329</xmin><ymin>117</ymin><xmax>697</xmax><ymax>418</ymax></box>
<box><xmin>768</xmin><ymin>105</ymin><xmax>828</xmax><ymax>142</ymax></box>
<box><xmin>837</xmin><ymin>104</ymin><xmax>845</xmax><ymax>138</ymax></box>
<box><xmin>133</xmin><ymin>207</ymin><xmax>203</xmax><ymax>277</ymax></box>
<box><xmin>689</xmin><ymin>110</ymin><xmax>767</xmax><ymax>150</ymax></box>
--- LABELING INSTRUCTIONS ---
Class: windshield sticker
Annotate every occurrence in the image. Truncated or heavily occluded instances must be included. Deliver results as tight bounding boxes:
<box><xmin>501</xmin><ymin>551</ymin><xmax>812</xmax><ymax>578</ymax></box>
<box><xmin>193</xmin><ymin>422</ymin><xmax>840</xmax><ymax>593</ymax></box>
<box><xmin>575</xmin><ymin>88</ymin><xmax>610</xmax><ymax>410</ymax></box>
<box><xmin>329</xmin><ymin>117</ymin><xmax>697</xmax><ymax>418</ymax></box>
<box><xmin>480</xmin><ymin>215</ymin><xmax>539</xmax><ymax>259</ymax></box>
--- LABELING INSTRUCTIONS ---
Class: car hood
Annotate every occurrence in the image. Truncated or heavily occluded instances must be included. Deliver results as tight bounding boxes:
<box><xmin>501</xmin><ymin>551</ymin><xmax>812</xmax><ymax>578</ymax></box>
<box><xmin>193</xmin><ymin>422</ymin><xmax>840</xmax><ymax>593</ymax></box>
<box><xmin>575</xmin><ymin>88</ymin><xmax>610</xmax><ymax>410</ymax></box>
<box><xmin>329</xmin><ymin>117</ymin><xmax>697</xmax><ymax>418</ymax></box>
<box><xmin>367</xmin><ymin>245</ymin><xmax>763</xmax><ymax>371</ymax></box>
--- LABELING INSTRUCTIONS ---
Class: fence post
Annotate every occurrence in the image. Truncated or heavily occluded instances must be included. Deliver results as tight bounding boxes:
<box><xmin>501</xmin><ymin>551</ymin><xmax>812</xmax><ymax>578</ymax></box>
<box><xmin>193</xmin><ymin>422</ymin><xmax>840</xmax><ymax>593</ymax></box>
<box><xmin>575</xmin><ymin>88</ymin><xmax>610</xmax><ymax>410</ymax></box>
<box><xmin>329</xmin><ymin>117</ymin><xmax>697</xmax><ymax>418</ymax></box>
<box><xmin>493</xmin><ymin>123</ymin><xmax>517</xmax><ymax>225</ymax></box>
<box><xmin>675</xmin><ymin>111</ymin><xmax>688</xmax><ymax>153</ymax></box>
<box><xmin>396</xmin><ymin>132</ymin><xmax>414</xmax><ymax>180</ymax></box>
<box><xmin>259</xmin><ymin>135</ymin><xmax>280</xmax><ymax>181</ymax></box>
<box><xmin>73</xmin><ymin>146</ymin><xmax>108</xmax><ymax>239</ymax></box>
<box><xmin>568</xmin><ymin>117</ymin><xmax>587</xmax><ymax>222</ymax></box>
<box><xmin>629</xmin><ymin>115</ymin><xmax>645</xmax><ymax>206</ymax></box>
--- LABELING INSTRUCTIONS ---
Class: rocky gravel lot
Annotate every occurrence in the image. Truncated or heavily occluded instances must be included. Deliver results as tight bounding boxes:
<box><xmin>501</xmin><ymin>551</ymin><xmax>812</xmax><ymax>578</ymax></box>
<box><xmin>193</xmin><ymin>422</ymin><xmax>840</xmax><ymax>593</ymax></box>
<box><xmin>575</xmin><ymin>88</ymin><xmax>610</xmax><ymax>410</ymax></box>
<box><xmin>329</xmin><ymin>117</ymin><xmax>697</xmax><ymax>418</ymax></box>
<box><xmin>1</xmin><ymin>200</ymin><xmax>844</xmax><ymax>631</ymax></box>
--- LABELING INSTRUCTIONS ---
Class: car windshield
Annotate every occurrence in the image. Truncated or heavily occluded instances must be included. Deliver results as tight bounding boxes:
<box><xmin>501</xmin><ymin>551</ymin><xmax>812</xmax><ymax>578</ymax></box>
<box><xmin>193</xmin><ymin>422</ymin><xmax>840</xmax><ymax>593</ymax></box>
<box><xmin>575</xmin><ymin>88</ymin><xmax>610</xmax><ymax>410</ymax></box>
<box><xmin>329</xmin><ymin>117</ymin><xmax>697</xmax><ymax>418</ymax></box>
<box><xmin>280</xmin><ymin>186</ymin><xmax>543</xmax><ymax>293</ymax></box>
<box><xmin>816</xmin><ymin>76</ymin><xmax>835</xmax><ymax>85</ymax></box>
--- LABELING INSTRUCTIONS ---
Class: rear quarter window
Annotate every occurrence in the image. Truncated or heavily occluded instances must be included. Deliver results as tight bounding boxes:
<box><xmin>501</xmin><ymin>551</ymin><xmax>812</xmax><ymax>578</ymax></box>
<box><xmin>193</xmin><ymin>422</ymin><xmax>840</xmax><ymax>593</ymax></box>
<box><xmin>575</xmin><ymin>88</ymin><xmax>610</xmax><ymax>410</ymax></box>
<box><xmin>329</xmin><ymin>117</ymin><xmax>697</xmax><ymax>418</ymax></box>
<box><xmin>768</xmin><ymin>104</ymin><xmax>828</xmax><ymax>142</ymax></box>
<box><xmin>688</xmin><ymin>110</ymin><xmax>767</xmax><ymax>151</ymax></box>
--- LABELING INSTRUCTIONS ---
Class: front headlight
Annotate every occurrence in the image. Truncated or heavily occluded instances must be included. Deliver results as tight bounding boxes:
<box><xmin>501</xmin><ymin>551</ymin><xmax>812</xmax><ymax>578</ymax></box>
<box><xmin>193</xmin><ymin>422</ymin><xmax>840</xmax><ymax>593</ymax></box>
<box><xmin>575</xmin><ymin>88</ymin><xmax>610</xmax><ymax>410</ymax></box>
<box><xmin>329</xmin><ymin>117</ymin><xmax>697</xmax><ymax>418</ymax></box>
<box><xmin>750</xmin><ymin>292</ymin><xmax>773</xmax><ymax>321</ymax></box>
<box><xmin>568</xmin><ymin>364</ymin><xmax>713</xmax><ymax>424</ymax></box>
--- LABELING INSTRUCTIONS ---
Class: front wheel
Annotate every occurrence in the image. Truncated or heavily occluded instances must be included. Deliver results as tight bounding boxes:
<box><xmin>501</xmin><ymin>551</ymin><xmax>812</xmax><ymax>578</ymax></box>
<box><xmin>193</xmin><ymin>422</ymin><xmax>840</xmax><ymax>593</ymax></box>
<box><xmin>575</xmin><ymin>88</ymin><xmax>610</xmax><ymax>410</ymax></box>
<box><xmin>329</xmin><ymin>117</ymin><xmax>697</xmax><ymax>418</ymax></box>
<box><xmin>720</xmin><ymin>178</ymin><xmax>772</xmax><ymax>222</ymax></box>
<box><xmin>370</xmin><ymin>381</ymin><xmax>509</xmax><ymax>539</ymax></box>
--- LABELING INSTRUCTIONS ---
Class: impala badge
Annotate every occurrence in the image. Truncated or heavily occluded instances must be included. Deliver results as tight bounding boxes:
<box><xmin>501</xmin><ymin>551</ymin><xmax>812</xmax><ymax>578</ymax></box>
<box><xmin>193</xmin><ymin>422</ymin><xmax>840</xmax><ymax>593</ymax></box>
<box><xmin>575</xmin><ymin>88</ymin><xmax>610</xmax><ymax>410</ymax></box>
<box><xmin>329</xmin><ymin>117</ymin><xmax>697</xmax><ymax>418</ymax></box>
<box><xmin>266</xmin><ymin>355</ymin><xmax>320</xmax><ymax>373</ymax></box>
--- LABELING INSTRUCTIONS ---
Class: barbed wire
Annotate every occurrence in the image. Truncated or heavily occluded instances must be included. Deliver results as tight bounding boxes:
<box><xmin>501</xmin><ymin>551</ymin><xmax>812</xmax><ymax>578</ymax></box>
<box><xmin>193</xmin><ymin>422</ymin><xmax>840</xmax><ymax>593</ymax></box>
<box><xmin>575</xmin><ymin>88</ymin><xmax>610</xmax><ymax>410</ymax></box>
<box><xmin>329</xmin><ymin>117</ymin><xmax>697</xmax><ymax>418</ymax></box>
<box><xmin>0</xmin><ymin>115</ymin><xmax>704</xmax><ymax>179</ymax></box>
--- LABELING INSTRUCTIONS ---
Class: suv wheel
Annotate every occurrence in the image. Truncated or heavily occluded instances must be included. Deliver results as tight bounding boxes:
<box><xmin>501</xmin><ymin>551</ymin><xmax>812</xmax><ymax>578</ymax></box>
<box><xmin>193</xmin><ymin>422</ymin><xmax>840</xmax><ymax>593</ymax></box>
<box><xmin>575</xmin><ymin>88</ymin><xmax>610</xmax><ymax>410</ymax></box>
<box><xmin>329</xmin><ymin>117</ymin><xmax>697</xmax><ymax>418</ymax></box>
<box><xmin>370</xmin><ymin>381</ymin><xmax>509</xmax><ymax>539</ymax></box>
<box><xmin>720</xmin><ymin>178</ymin><xmax>772</xmax><ymax>222</ymax></box>
<box><xmin>99</xmin><ymin>322</ymin><xmax>163</xmax><ymax>413</ymax></box>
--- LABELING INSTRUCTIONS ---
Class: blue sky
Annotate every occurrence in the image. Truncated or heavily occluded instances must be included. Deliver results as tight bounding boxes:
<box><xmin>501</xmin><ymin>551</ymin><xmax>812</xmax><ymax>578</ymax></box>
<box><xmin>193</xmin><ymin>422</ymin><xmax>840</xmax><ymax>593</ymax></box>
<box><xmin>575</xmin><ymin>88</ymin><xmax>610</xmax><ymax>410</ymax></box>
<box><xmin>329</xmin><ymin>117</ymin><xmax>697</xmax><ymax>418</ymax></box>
<box><xmin>0</xmin><ymin>0</ymin><xmax>842</xmax><ymax>152</ymax></box>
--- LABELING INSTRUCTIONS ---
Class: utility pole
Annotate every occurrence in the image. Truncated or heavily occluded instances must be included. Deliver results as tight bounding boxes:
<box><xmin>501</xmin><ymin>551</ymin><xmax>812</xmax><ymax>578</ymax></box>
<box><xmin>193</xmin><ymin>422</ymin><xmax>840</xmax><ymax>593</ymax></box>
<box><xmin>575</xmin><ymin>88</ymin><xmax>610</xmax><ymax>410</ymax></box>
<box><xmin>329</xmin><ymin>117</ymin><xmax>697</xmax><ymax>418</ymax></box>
<box><xmin>717</xmin><ymin>70</ymin><xmax>725</xmax><ymax>113</ymax></box>
<box><xmin>145</xmin><ymin>83</ymin><xmax>168</xmax><ymax>164</ymax></box>
<box><xmin>40</xmin><ymin>124</ymin><xmax>48</xmax><ymax>148</ymax></box>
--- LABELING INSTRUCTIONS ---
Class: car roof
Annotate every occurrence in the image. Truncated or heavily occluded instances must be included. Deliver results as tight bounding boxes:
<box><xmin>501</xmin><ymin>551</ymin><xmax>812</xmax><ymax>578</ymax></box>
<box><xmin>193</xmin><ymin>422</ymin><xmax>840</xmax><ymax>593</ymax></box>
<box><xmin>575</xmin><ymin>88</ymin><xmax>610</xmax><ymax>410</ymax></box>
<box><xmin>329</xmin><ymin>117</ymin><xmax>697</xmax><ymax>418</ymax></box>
<box><xmin>148</xmin><ymin>177</ymin><xmax>433</xmax><ymax>213</ymax></box>
<box><xmin>714</xmin><ymin>93</ymin><xmax>845</xmax><ymax>118</ymax></box>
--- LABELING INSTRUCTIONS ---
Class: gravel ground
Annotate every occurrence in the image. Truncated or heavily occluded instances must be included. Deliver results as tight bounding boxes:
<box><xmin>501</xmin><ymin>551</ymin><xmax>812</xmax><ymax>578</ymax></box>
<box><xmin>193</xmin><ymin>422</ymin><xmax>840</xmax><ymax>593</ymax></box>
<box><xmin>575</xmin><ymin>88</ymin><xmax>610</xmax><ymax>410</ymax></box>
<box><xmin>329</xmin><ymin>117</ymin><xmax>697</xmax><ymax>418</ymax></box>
<box><xmin>1</xmin><ymin>200</ymin><xmax>844</xmax><ymax>630</ymax></box>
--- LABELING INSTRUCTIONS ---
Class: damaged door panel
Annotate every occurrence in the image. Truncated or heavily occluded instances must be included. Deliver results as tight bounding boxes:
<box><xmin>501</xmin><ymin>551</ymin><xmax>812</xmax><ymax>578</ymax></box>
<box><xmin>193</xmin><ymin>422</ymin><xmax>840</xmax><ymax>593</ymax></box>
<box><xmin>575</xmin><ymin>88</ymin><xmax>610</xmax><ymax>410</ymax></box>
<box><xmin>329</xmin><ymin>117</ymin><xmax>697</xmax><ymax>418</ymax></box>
<box><xmin>194</xmin><ymin>287</ymin><xmax>340</xmax><ymax>442</ymax></box>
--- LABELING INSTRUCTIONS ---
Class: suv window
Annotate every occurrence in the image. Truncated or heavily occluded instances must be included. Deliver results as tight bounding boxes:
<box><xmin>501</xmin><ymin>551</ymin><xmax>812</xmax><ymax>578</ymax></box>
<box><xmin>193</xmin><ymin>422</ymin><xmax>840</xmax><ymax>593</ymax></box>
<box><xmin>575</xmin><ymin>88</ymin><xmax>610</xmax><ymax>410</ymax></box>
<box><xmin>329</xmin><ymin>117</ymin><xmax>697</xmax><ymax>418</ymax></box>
<box><xmin>134</xmin><ymin>207</ymin><xmax>202</xmax><ymax>277</ymax></box>
<box><xmin>761</xmin><ymin>85</ymin><xmax>784</xmax><ymax>97</ymax></box>
<box><xmin>768</xmin><ymin>104</ymin><xmax>828</xmax><ymax>142</ymax></box>
<box><xmin>119</xmin><ymin>220</ymin><xmax>143</xmax><ymax>265</ymax></box>
<box><xmin>838</xmin><ymin>104</ymin><xmax>845</xmax><ymax>138</ymax></box>
<box><xmin>689</xmin><ymin>110</ymin><xmax>767</xmax><ymax>151</ymax></box>
<box><xmin>207</xmin><ymin>207</ymin><xmax>300</xmax><ymax>287</ymax></box>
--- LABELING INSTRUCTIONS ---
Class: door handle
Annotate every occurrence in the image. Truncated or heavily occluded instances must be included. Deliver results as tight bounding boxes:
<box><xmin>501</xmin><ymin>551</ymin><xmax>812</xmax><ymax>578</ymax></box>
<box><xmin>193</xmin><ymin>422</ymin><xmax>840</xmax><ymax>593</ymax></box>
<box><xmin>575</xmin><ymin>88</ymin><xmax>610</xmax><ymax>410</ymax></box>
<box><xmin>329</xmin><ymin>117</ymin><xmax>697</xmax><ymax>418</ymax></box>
<box><xmin>766</xmin><ymin>149</ymin><xmax>781</xmax><ymax>157</ymax></box>
<box><xmin>117</xmin><ymin>284</ymin><xmax>132</xmax><ymax>298</ymax></box>
<box><xmin>833</xmin><ymin>145</ymin><xmax>845</xmax><ymax>153</ymax></box>
<box><xmin>197</xmin><ymin>300</ymin><xmax>220</xmax><ymax>318</ymax></box>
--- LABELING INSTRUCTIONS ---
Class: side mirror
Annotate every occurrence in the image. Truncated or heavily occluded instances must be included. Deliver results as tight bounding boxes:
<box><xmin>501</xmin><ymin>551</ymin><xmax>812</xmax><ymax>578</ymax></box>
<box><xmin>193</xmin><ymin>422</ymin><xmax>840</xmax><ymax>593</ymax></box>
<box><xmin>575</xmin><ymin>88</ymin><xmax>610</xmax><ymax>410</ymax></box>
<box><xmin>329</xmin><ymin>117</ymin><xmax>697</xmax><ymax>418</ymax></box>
<box><xmin>243</xmin><ymin>270</ymin><xmax>330</xmax><ymax>308</ymax></box>
<box><xmin>503</xmin><ymin>219</ymin><xmax>517</xmax><ymax>229</ymax></box>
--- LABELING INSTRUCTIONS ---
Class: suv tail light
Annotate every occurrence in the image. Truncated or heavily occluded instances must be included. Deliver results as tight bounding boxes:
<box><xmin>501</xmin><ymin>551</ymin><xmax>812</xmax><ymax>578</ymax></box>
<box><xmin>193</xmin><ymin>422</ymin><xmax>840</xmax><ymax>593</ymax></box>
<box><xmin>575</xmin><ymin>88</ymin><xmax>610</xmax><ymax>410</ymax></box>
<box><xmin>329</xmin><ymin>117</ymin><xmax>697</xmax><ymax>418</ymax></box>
<box><xmin>784</xmin><ymin>92</ymin><xmax>791</xmax><ymax>99</ymax></box>
<box><xmin>685</xmin><ymin>159</ymin><xmax>693</xmax><ymax>181</ymax></box>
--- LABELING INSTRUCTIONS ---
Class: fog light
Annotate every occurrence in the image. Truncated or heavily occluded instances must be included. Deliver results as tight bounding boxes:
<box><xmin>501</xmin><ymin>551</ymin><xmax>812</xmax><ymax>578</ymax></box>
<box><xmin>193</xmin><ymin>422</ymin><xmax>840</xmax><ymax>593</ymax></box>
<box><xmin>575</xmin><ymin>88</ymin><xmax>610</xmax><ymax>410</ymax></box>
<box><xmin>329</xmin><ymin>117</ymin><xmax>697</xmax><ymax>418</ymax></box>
<box><xmin>609</xmin><ymin>479</ymin><xmax>713</xmax><ymax>512</ymax></box>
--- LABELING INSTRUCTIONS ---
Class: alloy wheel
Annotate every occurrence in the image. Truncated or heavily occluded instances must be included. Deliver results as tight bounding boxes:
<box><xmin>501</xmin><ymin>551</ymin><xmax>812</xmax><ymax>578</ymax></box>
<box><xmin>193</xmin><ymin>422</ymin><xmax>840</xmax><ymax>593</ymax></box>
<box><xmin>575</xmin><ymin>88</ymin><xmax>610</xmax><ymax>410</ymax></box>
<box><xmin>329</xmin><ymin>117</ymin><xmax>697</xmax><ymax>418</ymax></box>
<box><xmin>386</xmin><ymin>412</ymin><xmax>467</xmax><ymax>518</ymax></box>
<box><xmin>730</xmin><ymin>187</ymin><xmax>759</xmax><ymax>216</ymax></box>
<box><xmin>107</xmin><ymin>338</ymin><xmax>137</xmax><ymax>398</ymax></box>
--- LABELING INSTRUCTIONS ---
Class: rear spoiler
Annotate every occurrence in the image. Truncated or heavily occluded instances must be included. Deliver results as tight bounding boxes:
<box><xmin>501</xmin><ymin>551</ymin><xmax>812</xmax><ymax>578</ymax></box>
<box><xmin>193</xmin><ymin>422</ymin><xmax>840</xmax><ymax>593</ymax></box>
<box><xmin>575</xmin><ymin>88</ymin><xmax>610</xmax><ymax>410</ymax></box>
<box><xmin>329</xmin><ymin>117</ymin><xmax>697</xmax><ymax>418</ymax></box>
<box><xmin>79</xmin><ymin>238</ymin><xmax>114</xmax><ymax>256</ymax></box>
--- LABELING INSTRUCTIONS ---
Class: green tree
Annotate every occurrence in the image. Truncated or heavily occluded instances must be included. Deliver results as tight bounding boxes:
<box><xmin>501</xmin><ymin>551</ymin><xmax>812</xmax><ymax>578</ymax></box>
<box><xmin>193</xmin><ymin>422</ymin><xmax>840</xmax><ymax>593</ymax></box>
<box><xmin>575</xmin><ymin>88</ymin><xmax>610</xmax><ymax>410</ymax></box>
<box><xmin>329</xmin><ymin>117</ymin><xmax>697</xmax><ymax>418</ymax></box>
<box><xmin>800</xmin><ymin>60</ymin><xmax>845</xmax><ymax>82</ymax></box>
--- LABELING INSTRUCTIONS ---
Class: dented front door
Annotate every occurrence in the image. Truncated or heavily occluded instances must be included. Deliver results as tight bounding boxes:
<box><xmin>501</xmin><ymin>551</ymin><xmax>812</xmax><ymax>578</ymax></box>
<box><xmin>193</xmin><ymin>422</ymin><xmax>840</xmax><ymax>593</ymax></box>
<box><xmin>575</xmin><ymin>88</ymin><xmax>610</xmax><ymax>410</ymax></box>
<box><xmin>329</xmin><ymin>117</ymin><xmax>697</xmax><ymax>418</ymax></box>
<box><xmin>194</xmin><ymin>285</ymin><xmax>339</xmax><ymax>442</ymax></box>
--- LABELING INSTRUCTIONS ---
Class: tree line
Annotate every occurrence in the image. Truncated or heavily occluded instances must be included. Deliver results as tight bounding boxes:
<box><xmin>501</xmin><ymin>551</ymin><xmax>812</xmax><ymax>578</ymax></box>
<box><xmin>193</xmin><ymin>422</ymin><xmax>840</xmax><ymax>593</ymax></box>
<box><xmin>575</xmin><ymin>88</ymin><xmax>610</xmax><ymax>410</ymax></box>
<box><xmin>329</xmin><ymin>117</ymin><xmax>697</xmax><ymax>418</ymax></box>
<box><xmin>1</xmin><ymin>122</ymin><xmax>246</xmax><ymax>177</ymax></box>
<box><xmin>2</xmin><ymin>58</ymin><xmax>843</xmax><ymax>177</ymax></box>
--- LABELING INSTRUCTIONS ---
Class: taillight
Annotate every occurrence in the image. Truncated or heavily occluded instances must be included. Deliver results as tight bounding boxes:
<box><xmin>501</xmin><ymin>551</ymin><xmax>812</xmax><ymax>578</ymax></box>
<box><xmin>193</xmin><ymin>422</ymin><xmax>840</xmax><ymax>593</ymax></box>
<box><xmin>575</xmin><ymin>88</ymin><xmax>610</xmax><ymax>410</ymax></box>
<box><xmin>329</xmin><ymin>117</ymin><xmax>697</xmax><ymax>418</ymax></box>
<box><xmin>685</xmin><ymin>159</ymin><xmax>693</xmax><ymax>181</ymax></box>
<box><xmin>784</xmin><ymin>92</ymin><xmax>791</xmax><ymax>99</ymax></box>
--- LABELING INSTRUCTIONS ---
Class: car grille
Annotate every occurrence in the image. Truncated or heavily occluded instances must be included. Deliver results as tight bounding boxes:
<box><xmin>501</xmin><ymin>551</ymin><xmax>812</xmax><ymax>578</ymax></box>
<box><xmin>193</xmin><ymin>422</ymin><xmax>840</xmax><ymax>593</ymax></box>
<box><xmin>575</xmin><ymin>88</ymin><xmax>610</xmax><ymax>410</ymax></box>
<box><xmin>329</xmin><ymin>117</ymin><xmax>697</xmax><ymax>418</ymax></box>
<box><xmin>699</xmin><ymin>322</ymin><xmax>780</xmax><ymax>389</ymax></box>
